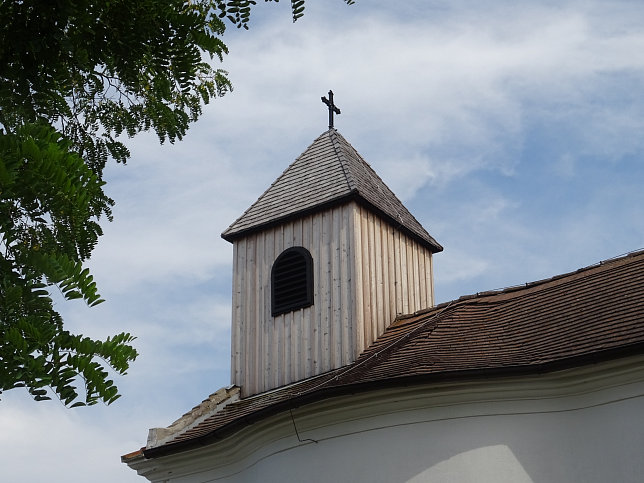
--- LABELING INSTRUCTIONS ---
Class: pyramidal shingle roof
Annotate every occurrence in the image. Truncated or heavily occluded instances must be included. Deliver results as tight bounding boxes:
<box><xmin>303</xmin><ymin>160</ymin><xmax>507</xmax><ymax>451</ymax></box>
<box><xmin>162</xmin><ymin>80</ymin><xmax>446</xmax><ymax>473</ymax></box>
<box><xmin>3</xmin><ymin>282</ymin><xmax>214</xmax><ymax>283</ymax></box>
<box><xmin>221</xmin><ymin>129</ymin><xmax>442</xmax><ymax>252</ymax></box>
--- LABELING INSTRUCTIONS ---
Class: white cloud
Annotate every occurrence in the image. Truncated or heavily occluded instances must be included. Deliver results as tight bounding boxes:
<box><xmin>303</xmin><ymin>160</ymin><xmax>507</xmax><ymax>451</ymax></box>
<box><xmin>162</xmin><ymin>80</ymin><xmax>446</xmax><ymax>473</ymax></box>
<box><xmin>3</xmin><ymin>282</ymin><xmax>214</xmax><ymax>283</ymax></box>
<box><xmin>0</xmin><ymin>395</ymin><xmax>143</xmax><ymax>483</ymax></box>
<box><xmin>210</xmin><ymin>1</ymin><xmax>644</xmax><ymax>200</ymax></box>
<box><xmin>6</xmin><ymin>1</ymin><xmax>644</xmax><ymax>481</ymax></box>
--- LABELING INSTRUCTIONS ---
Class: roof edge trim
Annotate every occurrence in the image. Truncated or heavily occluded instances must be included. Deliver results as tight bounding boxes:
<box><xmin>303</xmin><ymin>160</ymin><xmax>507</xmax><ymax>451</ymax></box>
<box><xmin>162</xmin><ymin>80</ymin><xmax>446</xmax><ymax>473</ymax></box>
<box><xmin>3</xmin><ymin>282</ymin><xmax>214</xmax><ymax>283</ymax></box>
<box><xmin>221</xmin><ymin>192</ymin><xmax>443</xmax><ymax>253</ymax></box>
<box><xmin>141</xmin><ymin>343</ymin><xmax>644</xmax><ymax>460</ymax></box>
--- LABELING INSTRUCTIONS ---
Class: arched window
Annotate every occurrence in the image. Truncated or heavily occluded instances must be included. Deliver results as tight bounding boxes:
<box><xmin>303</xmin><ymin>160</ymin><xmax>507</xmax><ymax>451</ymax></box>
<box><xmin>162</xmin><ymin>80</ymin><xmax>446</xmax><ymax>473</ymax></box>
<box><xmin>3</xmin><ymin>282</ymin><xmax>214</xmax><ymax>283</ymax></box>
<box><xmin>271</xmin><ymin>247</ymin><xmax>314</xmax><ymax>316</ymax></box>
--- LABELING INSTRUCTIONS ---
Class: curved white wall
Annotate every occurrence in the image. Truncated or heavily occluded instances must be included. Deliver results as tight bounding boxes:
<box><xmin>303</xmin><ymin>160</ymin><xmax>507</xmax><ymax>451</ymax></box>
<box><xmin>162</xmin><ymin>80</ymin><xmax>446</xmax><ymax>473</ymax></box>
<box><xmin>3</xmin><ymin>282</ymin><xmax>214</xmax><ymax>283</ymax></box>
<box><xmin>242</xmin><ymin>393</ymin><xmax>643</xmax><ymax>483</ymax></box>
<box><xmin>131</xmin><ymin>356</ymin><xmax>644</xmax><ymax>483</ymax></box>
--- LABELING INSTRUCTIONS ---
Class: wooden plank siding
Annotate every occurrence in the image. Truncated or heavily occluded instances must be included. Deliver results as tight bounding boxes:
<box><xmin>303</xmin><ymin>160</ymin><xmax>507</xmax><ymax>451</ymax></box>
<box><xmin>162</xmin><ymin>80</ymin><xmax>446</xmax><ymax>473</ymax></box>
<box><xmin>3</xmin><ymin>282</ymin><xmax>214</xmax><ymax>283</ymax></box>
<box><xmin>231</xmin><ymin>202</ymin><xmax>434</xmax><ymax>396</ymax></box>
<box><xmin>352</xmin><ymin>204</ymin><xmax>435</xmax><ymax>353</ymax></box>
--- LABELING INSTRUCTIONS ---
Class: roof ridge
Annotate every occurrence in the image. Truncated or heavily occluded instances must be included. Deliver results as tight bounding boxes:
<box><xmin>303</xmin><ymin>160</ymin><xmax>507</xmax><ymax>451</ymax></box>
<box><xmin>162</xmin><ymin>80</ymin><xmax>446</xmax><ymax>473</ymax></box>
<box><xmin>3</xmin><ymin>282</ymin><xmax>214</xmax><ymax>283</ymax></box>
<box><xmin>428</xmin><ymin>247</ymin><xmax>644</xmax><ymax>310</ymax></box>
<box><xmin>328</xmin><ymin>129</ymin><xmax>357</xmax><ymax>192</ymax></box>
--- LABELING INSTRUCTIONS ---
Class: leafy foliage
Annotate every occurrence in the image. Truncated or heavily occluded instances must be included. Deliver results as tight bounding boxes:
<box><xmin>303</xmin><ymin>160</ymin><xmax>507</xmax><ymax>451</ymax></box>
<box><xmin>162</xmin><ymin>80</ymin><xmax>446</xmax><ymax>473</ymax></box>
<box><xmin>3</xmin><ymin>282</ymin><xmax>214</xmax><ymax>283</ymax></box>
<box><xmin>0</xmin><ymin>122</ymin><xmax>136</xmax><ymax>405</ymax></box>
<box><xmin>0</xmin><ymin>0</ymin><xmax>232</xmax><ymax>406</ymax></box>
<box><xmin>215</xmin><ymin>0</ymin><xmax>355</xmax><ymax>28</ymax></box>
<box><xmin>0</xmin><ymin>0</ymin><xmax>232</xmax><ymax>176</ymax></box>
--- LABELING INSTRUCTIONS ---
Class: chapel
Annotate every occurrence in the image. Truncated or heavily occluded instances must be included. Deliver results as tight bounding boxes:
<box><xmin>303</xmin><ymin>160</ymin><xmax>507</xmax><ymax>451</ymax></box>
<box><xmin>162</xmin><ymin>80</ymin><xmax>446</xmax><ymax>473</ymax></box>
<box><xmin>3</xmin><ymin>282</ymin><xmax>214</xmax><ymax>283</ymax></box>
<box><xmin>123</xmin><ymin>95</ymin><xmax>644</xmax><ymax>483</ymax></box>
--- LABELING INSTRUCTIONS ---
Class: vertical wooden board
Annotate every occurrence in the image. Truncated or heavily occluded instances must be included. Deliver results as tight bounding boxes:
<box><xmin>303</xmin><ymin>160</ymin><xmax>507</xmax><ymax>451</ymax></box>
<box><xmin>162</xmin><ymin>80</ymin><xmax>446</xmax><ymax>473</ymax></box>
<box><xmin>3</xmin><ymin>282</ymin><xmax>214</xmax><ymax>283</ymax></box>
<box><xmin>392</xmin><ymin>229</ymin><xmax>400</xmax><ymax>315</ymax></box>
<box><xmin>281</xmin><ymin>224</ymin><xmax>294</xmax><ymax>385</ymax></box>
<box><xmin>340</xmin><ymin>205</ymin><xmax>352</xmax><ymax>364</ymax></box>
<box><xmin>414</xmin><ymin>240</ymin><xmax>427</xmax><ymax>310</ymax></box>
<box><xmin>238</xmin><ymin>238</ymin><xmax>248</xmax><ymax>387</ymax></box>
<box><xmin>320</xmin><ymin>210</ymin><xmax>332</xmax><ymax>373</ymax></box>
<box><xmin>393</xmin><ymin>230</ymin><xmax>403</xmax><ymax>316</ymax></box>
<box><xmin>278</xmin><ymin>225</ymin><xmax>288</xmax><ymax>389</ymax></box>
<box><xmin>373</xmin><ymin>216</ymin><xmax>384</xmax><ymax>337</ymax></box>
<box><xmin>418</xmin><ymin>243</ymin><xmax>427</xmax><ymax>310</ymax></box>
<box><xmin>246</xmin><ymin>234</ymin><xmax>256</xmax><ymax>393</ymax></box>
<box><xmin>250</xmin><ymin>235</ymin><xmax>260</xmax><ymax>394</ymax></box>
<box><xmin>418</xmin><ymin>244</ymin><xmax>429</xmax><ymax>309</ymax></box>
<box><xmin>292</xmin><ymin>218</ymin><xmax>303</xmax><ymax>246</ymax></box>
<box><xmin>380</xmin><ymin>221</ymin><xmax>390</xmax><ymax>329</ymax></box>
<box><xmin>398</xmin><ymin>232</ymin><xmax>409</xmax><ymax>314</ymax></box>
<box><xmin>283</xmin><ymin>222</ymin><xmax>294</xmax><ymax>250</ymax></box>
<box><xmin>241</xmin><ymin>238</ymin><xmax>249</xmax><ymax>389</ymax></box>
<box><xmin>331</xmin><ymin>206</ymin><xmax>342</xmax><ymax>368</ymax></box>
<box><xmin>425</xmin><ymin>248</ymin><xmax>432</xmax><ymax>307</ymax></box>
<box><xmin>260</xmin><ymin>231</ymin><xmax>273</xmax><ymax>387</ymax></box>
<box><xmin>386</xmin><ymin>225</ymin><xmax>396</xmax><ymax>325</ymax></box>
<box><xmin>271</xmin><ymin>229</ymin><xmax>286</xmax><ymax>387</ymax></box>
<box><xmin>301</xmin><ymin>307</ymin><xmax>311</xmax><ymax>381</ymax></box>
<box><xmin>296</xmin><ymin>309</ymin><xmax>305</xmax><ymax>382</ymax></box>
<box><xmin>292</xmin><ymin>216</ymin><xmax>303</xmax><ymax>380</ymax></box>
<box><xmin>297</xmin><ymin>218</ymin><xmax>305</xmax><ymax>381</ymax></box>
<box><xmin>327</xmin><ymin>208</ymin><xmax>336</xmax><ymax>369</ymax></box>
<box><xmin>405</xmin><ymin>237</ymin><xmax>413</xmax><ymax>314</ymax></box>
<box><xmin>325</xmin><ymin>209</ymin><xmax>334</xmax><ymax>370</ymax></box>
<box><xmin>368</xmin><ymin>212</ymin><xmax>378</xmax><ymax>344</ymax></box>
<box><xmin>406</xmin><ymin>238</ymin><xmax>414</xmax><ymax>312</ymax></box>
<box><xmin>262</xmin><ymin>228</ymin><xmax>274</xmax><ymax>392</ymax></box>
<box><xmin>428</xmin><ymin>253</ymin><xmax>435</xmax><ymax>307</ymax></box>
<box><xmin>409</xmin><ymin>239</ymin><xmax>417</xmax><ymax>312</ymax></box>
<box><xmin>353</xmin><ymin>206</ymin><xmax>365</xmax><ymax>354</ymax></box>
<box><xmin>422</xmin><ymin>250</ymin><xmax>432</xmax><ymax>308</ymax></box>
<box><xmin>252</xmin><ymin>232</ymin><xmax>263</xmax><ymax>392</ymax></box>
<box><xmin>252</xmin><ymin>232</ymin><xmax>260</xmax><ymax>390</ymax></box>
<box><xmin>326</xmin><ymin>209</ymin><xmax>335</xmax><ymax>372</ymax></box>
<box><xmin>230</xmin><ymin>242</ymin><xmax>237</xmax><ymax>383</ymax></box>
<box><xmin>315</xmin><ymin>211</ymin><xmax>325</xmax><ymax>373</ymax></box>
<box><xmin>256</xmin><ymin>231</ymin><xmax>273</xmax><ymax>390</ymax></box>
<box><xmin>272</xmin><ymin>225</ymin><xmax>285</xmax><ymax>390</ymax></box>
<box><xmin>311</xmin><ymin>213</ymin><xmax>321</xmax><ymax>375</ymax></box>
<box><xmin>301</xmin><ymin>216</ymin><xmax>313</xmax><ymax>378</ymax></box>
<box><xmin>360</xmin><ymin>208</ymin><xmax>372</xmax><ymax>348</ymax></box>
<box><xmin>289</xmin><ymin>217</ymin><xmax>302</xmax><ymax>382</ymax></box>
<box><xmin>269</xmin><ymin>314</ymin><xmax>279</xmax><ymax>391</ymax></box>
<box><xmin>410</xmin><ymin>240</ymin><xmax>419</xmax><ymax>312</ymax></box>
<box><xmin>284</xmin><ymin>310</ymin><xmax>293</xmax><ymax>386</ymax></box>
<box><xmin>231</xmin><ymin>241</ymin><xmax>241</xmax><ymax>384</ymax></box>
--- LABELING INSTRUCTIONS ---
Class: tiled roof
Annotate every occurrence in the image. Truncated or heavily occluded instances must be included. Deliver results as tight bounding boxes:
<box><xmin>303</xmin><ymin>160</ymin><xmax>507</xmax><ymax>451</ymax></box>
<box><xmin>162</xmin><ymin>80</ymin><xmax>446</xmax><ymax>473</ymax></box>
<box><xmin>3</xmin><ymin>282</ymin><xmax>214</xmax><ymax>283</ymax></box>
<box><xmin>221</xmin><ymin>129</ymin><xmax>442</xmax><ymax>253</ymax></box>
<box><xmin>142</xmin><ymin>249</ymin><xmax>644</xmax><ymax>458</ymax></box>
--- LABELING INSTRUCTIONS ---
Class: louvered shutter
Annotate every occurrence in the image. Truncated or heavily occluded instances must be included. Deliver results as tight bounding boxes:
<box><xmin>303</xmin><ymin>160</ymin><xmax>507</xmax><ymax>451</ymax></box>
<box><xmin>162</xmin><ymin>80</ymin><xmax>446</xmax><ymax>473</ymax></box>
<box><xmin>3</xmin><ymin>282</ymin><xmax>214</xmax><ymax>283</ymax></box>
<box><xmin>272</xmin><ymin>247</ymin><xmax>314</xmax><ymax>316</ymax></box>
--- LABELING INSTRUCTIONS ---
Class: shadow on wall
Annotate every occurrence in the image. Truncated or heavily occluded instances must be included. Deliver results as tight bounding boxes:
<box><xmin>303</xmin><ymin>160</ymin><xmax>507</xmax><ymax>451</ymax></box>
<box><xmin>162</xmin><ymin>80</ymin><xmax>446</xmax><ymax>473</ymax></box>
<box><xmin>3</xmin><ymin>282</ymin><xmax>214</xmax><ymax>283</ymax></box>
<box><xmin>243</xmin><ymin>390</ymin><xmax>644</xmax><ymax>483</ymax></box>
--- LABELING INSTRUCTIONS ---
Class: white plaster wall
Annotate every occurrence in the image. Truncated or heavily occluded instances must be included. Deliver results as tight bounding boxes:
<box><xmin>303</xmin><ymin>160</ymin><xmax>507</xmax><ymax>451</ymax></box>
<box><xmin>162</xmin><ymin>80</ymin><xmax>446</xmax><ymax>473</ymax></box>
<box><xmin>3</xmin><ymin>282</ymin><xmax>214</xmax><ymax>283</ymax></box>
<box><xmin>131</xmin><ymin>358</ymin><xmax>644</xmax><ymax>483</ymax></box>
<box><xmin>227</xmin><ymin>389</ymin><xmax>644</xmax><ymax>483</ymax></box>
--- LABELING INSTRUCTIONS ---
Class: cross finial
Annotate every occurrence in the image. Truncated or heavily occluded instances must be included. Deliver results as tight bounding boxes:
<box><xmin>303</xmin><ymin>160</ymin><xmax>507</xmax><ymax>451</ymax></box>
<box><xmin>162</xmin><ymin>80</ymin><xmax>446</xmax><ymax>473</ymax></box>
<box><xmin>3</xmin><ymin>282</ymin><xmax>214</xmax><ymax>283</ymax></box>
<box><xmin>321</xmin><ymin>90</ymin><xmax>341</xmax><ymax>129</ymax></box>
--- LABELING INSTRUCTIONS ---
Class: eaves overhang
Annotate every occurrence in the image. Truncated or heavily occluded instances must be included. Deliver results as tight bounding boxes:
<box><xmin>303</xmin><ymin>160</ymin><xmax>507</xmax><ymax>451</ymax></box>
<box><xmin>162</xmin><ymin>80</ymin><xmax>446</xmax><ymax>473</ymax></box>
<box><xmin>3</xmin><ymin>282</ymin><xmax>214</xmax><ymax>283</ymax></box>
<box><xmin>220</xmin><ymin>190</ymin><xmax>443</xmax><ymax>253</ymax></box>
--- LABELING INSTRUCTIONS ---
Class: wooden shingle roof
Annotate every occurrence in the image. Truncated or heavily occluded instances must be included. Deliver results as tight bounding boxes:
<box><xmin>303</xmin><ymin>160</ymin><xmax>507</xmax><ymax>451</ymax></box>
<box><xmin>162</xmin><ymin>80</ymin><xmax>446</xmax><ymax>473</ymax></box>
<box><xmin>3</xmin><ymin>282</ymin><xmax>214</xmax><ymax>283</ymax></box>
<box><xmin>221</xmin><ymin>129</ymin><xmax>442</xmax><ymax>252</ymax></box>
<box><xmin>142</xmin><ymin>249</ymin><xmax>644</xmax><ymax>458</ymax></box>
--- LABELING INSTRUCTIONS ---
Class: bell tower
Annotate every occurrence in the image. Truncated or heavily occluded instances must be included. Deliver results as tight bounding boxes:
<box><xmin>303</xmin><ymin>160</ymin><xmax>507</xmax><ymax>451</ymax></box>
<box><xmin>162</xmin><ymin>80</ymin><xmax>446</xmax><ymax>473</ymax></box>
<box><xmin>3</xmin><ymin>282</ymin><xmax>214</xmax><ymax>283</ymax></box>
<box><xmin>222</xmin><ymin>105</ymin><xmax>442</xmax><ymax>397</ymax></box>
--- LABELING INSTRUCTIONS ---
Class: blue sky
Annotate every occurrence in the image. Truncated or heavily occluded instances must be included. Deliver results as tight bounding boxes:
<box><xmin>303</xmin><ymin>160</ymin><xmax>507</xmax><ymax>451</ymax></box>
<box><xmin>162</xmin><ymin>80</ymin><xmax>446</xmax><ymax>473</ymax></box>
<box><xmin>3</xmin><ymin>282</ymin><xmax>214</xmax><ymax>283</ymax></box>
<box><xmin>2</xmin><ymin>1</ymin><xmax>644</xmax><ymax>481</ymax></box>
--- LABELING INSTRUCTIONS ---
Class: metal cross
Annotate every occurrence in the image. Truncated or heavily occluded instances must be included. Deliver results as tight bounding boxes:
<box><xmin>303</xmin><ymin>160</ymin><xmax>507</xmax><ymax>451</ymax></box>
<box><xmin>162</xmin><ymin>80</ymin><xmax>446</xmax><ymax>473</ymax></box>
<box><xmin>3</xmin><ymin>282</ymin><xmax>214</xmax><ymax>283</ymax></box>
<box><xmin>321</xmin><ymin>90</ymin><xmax>341</xmax><ymax>129</ymax></box>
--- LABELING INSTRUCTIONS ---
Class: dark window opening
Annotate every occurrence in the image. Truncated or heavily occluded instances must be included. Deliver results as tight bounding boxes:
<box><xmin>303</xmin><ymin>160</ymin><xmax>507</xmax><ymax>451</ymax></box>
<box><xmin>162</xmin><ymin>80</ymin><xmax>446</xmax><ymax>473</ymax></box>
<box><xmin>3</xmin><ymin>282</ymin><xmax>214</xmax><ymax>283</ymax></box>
<box><xmin>272</xmin><ymin>247</ymin><xmax>314</xmax><ymax>316</ymax></box>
